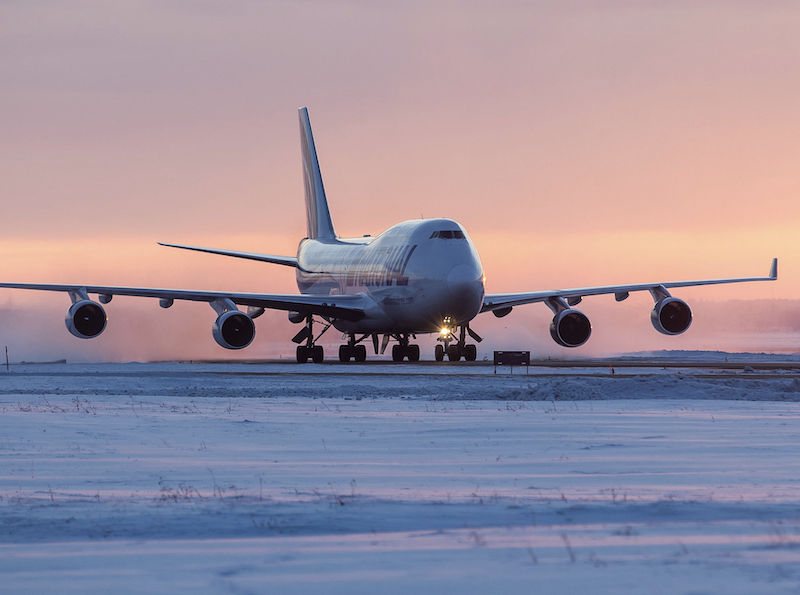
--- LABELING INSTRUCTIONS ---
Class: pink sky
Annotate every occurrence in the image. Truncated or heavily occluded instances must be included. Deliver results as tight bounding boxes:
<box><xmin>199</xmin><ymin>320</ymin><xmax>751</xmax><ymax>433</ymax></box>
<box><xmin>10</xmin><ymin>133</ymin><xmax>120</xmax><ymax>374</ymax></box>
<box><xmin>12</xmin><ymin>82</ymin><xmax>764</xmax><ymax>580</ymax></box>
<box><xmin>0</xmin><ymin>1</ymin><xmax>798</xmax><ymax>360</ymax></box>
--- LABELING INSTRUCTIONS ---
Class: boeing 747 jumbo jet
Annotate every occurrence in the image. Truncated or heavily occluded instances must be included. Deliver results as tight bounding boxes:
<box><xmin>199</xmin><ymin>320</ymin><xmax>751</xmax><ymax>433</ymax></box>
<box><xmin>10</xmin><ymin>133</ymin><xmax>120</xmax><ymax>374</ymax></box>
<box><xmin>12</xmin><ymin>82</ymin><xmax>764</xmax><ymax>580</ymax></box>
<box><xmin>0</xmin><ymin>108</ymin><xmax>778</xmax><ymax>363</ymax></box>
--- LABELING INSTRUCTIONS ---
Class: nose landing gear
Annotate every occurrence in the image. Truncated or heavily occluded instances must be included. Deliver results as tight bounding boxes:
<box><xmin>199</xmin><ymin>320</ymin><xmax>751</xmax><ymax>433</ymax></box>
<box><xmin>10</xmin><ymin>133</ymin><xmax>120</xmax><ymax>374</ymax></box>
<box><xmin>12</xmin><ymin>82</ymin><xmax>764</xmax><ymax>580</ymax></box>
<box><xmin>437</xmin><ymin>323</ymin><xmax>481</xmax><ymax>362</ymax></box>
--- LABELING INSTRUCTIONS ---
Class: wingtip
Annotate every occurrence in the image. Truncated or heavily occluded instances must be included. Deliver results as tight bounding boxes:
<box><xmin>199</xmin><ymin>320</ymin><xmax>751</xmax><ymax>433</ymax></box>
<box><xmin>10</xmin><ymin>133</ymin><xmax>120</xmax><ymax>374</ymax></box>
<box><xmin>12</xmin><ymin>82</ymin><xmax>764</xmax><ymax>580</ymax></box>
<box><xmin>770</xmin><ymin>257</ymin><xmax>778</xmax><ymax>279</ymax></box>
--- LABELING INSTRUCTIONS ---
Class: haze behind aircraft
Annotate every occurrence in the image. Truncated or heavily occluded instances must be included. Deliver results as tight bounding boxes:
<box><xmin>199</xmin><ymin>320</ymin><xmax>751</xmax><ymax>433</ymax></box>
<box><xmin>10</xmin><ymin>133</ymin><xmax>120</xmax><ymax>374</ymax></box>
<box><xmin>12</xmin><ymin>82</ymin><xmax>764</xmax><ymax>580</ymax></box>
<box><xmin>0</xmin><ymin>108</ymin><xmax>778</xmax><ymax>363</ymax></box>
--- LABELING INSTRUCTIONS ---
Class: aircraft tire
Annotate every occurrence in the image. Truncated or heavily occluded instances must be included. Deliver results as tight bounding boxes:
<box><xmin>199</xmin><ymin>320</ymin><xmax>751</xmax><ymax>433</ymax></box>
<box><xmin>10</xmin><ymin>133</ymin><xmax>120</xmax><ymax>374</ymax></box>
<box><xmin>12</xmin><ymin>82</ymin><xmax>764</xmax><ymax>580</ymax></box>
<box><xmin>434</xmin><ymin>345</ymin><xmax>444</xmax><ymax>361</ymax></box>
<box><xmin>464</xmin><ymin>344</ymin><xmax>477</xmax><ymax>361</ymax></box>
<box><xmin>391</xmin><ymin>345</ymin><xmax>405</xmax><ymax>362</ymax></box>
<box><xmin>311</xmin><ymin>345</ymin><xmax>324</xmax><ymax>363</ymax></box>
<box><xmin>296</xmin><ymin>345</ymin><xmax>309</xmax><ymax>363</ymax></box>
<box><xmin>354</xmin><ymin>345</ymin><xmax>367</xmax><ymax>362</ymax></box>
<box><xmin>339</xmin><ymin>345</ymin><xmax>352</xmax><ymax>362</ymax></box>
<box><xmin>408</xmin><ymin>344</ymin><xmax>420</xmax><ymax>362</ymax></box>
<box><xmin>447</xmin><ymin>345</ymin><xmax>461</xmax><ymax>361</ymax></box>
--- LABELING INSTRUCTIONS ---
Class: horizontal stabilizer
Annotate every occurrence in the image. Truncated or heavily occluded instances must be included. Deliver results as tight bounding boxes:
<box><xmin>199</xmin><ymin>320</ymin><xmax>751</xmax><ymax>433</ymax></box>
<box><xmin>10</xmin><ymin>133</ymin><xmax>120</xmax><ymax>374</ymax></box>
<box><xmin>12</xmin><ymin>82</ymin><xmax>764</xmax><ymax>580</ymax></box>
<box><xmin>158</xmin><ymin>243</ymin><xmax>298</xmax><ymax>268</ymax></box>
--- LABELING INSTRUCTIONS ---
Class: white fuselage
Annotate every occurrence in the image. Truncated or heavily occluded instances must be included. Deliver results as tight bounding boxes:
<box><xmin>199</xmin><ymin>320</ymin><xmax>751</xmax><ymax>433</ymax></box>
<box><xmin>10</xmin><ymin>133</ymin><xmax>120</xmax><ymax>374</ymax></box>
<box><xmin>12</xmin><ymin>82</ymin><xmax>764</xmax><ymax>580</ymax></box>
<box><xmin>296</xmin><ymin>218</ymin><xmax>485</xmax><ymax>334</ymax></box>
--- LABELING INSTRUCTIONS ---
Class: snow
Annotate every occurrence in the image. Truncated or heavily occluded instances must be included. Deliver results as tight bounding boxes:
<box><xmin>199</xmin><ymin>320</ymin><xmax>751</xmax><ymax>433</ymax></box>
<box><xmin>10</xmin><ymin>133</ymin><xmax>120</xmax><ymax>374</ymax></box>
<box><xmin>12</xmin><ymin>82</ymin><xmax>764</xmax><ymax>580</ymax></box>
<box><xmin>3</xmin><ymin>358</ymin><xmax>800</xmax><ymax>593</ymax></box>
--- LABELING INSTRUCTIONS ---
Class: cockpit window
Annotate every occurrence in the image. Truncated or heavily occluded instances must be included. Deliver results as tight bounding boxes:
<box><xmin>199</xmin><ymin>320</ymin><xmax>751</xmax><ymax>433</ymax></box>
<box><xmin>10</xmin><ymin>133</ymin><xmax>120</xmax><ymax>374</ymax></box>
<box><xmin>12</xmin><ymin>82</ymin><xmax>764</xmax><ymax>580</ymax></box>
<box><xmin>430</xmin><ymin>230</ymin><xmax>465</xmax><ymax>239</ymax></box>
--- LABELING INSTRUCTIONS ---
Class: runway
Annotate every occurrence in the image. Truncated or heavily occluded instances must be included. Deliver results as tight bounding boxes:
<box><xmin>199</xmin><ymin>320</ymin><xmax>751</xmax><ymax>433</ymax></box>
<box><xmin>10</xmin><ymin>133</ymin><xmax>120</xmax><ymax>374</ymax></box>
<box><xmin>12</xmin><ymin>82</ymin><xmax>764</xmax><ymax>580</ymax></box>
<box><xmin>4</xmin><ymin>354</ymin><xmax>800</xmax><ymax>401</ymax></box>
<box><xmin>2</xmin><ymin>354</ymin><xmax>800</xmax><ymax>594</ymax></box>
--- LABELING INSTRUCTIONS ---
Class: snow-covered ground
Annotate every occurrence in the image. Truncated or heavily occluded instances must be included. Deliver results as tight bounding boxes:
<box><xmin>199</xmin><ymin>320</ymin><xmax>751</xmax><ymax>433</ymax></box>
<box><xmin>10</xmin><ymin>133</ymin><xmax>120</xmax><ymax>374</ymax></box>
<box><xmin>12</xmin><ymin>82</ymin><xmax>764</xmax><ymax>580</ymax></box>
<box><xmin>3</xmin><ymin>358</ymin><xmax>800</xmax><ymax>593</ymax></box>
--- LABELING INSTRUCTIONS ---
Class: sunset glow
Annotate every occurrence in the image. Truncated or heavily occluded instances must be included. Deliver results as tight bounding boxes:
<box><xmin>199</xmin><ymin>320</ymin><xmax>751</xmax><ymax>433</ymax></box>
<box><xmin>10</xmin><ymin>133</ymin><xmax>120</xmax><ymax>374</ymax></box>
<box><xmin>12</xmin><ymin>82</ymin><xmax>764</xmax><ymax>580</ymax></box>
<box><xmin>1</xmin><ymin>1</ymin><xmax>798</xmax><ymax>360</ymax></box>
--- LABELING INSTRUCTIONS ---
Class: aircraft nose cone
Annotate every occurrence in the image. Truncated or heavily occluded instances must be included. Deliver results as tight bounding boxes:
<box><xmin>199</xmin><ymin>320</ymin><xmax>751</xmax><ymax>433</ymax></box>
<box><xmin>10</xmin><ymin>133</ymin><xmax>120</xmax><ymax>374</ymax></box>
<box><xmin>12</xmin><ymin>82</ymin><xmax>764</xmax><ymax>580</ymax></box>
<box><xmin>447</xmin><ymin>264</ymin><xmax>483</xmax><ymax>302</ymax></box>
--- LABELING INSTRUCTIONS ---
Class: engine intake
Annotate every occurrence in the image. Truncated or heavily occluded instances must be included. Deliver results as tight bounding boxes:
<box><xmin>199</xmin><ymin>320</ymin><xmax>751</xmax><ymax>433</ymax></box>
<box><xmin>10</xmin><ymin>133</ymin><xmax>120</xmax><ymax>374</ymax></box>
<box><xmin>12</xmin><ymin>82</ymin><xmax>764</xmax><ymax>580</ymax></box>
<box><xmin>65</xmin><ymin>300</ymin><xmax>107</xmax><ymax>339</ymax></box>
<box><xmin>651</xmin><ymin>297</ymin><xmax>692</xmax><ymax>335</ymax></box>
<box><xmin>550</xmin><ymin>309</ymin><xmax>592</xmax><ymax>348</ymax></box>
<box><xmin>212</xmin><ymin>311</ymin><xmax>255</xmax><ymax>349</ymax></box>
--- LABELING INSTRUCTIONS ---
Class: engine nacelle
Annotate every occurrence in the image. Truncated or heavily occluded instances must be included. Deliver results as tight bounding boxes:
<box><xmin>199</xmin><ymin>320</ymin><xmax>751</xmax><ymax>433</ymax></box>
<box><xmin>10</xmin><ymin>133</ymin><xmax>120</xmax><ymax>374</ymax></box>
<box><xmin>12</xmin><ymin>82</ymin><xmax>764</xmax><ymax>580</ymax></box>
<box><xmin>212</xmin><ymin>310</ymin><xmax>255</xmax><ymax>349</ymax></box>
<box><xmin>550</xmin><ymin>309</ymin><xmax>592</xmax><ymax>348</ymax></box>
<box><xmin>651</xmin><ymin>297</ymin><xmax>692</xmax><ymax>335</ymax></box>
<box><xmin>65</xmin><ymin>300</ymin><xmax>107</xmax><ymax>339</ymax></box>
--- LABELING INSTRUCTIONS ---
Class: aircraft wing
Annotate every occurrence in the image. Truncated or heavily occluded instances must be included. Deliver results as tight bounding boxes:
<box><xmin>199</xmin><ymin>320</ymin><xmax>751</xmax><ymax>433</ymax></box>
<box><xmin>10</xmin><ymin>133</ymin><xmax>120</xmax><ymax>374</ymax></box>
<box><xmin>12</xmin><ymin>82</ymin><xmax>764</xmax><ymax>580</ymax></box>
<box><xmin>482</xmin><ymin>258</ymin><xmax>778</xmax><ymax>313</ymax></box>
<box><xmin>0</xmin><ymin>282</ymin><xmax>365</xmax><ymax>321</ymax></box>
<box><xmin>158</xmin><ymin>242</ymin><xmax>299</xmax><ymax>267</ymax></box>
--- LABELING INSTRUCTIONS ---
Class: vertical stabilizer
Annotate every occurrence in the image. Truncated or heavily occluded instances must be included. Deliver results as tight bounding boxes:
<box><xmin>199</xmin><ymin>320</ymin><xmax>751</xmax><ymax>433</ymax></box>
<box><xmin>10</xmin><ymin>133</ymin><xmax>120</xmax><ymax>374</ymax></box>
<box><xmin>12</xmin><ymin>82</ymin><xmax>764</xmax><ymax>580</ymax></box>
<box><xmin>299</xmin><ymin>107</ymin><xmax>337</xmax><ymax>240</ymax></box>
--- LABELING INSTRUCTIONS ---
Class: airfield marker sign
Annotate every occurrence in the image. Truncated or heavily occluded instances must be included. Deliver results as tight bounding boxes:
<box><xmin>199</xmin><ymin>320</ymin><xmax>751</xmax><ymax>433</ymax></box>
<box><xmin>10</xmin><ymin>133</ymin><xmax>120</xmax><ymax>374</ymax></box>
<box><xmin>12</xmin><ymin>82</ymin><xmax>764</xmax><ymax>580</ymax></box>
<box><xmin>493</xmin><ymin>350</ymin><xmax>530</xmax><ymax>374</ymax></box>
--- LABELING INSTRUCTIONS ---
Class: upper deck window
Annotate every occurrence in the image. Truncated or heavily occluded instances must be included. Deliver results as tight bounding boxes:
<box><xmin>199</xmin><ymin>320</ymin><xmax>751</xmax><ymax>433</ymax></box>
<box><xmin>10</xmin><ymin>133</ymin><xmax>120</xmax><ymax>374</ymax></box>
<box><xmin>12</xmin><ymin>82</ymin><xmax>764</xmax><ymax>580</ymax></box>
<box><xmin>430</xmin><ymin>230</ymin><xmax>465</xmax><ymax>239</ymax></box>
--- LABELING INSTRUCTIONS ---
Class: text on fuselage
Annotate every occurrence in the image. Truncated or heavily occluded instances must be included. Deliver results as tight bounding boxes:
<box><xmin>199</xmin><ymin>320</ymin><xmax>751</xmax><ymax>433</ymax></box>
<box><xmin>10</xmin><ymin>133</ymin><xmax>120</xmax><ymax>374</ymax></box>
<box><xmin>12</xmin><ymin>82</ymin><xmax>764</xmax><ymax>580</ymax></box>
<box><xmin>344</xmin><ymin>244</ymin><xmax>418</xmax><ymax>288</ymax></box>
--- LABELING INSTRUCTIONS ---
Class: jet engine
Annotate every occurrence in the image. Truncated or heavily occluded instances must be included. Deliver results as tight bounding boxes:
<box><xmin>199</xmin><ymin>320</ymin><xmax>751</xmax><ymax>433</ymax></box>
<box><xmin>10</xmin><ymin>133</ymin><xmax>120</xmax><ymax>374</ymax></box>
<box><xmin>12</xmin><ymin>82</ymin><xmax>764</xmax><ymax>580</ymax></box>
<box><xmin>550</xmin><ymin>309</ymin><xmax>592</xmax><ymax>348</ymax></box>
<box><xmin>65</xmin><ymin>300</ymin><xmax>107</xmax><ymax>339</ymax></box>
<box><xmin>651</xmin><ymin>297</ymin><xmax>692</xmax><ymax>335</ymax></box>
<box><xmin>212</xmin><ymin>310</ymin><xmax>255</xmax><ymax>349</ymax></box>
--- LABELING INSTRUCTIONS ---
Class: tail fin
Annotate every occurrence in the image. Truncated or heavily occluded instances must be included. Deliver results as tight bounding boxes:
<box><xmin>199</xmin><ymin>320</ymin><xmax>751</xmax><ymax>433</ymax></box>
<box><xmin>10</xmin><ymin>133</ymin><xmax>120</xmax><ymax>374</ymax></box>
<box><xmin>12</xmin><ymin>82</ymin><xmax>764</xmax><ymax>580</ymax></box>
<box><xmin>299</xmin><ymin>107</ymin><xmax>337</xmax><ymax>240</ymax></box>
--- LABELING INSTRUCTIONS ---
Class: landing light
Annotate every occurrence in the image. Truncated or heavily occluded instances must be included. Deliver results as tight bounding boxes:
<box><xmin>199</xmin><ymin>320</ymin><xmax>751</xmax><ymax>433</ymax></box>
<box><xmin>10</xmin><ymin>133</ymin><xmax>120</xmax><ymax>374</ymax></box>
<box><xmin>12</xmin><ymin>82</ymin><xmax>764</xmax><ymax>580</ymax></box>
<box><xmin>440</xmin><ymin>327</ymin><xmax>451</xmax><ymax>337</ymax></box>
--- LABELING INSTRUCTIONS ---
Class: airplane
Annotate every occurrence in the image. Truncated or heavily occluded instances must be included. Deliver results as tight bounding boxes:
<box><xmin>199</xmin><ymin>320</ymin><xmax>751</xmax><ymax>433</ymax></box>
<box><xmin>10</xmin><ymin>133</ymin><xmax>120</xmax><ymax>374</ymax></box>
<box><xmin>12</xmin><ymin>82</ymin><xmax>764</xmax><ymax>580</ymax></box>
<box><xmin>0</xmin><ymin>108</ymin><xmax>778</xmax><ymax>363</ymax></box>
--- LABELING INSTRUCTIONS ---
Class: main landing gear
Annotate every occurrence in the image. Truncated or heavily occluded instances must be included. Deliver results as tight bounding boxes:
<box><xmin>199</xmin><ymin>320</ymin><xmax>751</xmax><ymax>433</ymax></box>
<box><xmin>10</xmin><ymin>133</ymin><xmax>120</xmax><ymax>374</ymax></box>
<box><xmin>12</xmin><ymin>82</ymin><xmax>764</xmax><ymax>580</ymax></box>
<box><xmin>296</xmin><ymin>344</ymin><xmax>324</xmax><ymax>363</ymax></box>
<box><xmin>436</xmin><ymin>323</ymin><xmax>480</xmax><ymax>362</ymax></box>
<box><xmin>338</xmin><ymin>336</ymin><xmax>368</xmax><ymax>362</ymax></box>
<box><xmin>291</xmin><ymin>315</ymin><xmax>480</xmax><ymax>364</ymax></box>
<box><xmin>293</xmin><ymin>315</ymin><xmax>332</xmax><ymax>363</ymax></box>
<box><xmin>338</xmin><ymin>333</ymin><xmax>420</xmax><ymax>362</ymax></box>
<box><xmin>391</xmin><ymin>335</ymin><xmax>420</xmax><ymax>362</ymax></box>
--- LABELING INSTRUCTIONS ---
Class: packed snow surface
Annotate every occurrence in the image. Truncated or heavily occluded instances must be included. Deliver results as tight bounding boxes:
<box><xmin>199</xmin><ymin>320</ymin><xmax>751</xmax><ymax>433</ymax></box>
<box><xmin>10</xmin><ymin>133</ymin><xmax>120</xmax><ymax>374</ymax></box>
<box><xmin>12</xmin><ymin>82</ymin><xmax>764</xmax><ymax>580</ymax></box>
<box><xmin>3</xmin><ymin>355</ymin><xmax>800</xmax><ymax>593</ymax></box>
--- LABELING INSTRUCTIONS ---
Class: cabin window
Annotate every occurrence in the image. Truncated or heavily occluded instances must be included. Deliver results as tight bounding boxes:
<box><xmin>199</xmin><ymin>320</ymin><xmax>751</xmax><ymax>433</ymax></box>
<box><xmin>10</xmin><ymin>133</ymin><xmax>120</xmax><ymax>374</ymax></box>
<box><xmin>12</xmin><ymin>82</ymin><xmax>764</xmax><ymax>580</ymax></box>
<box><xmin>429</xmin><ymin>230</ymin><xmax>465</xmax><ymax>239</ymax></box>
